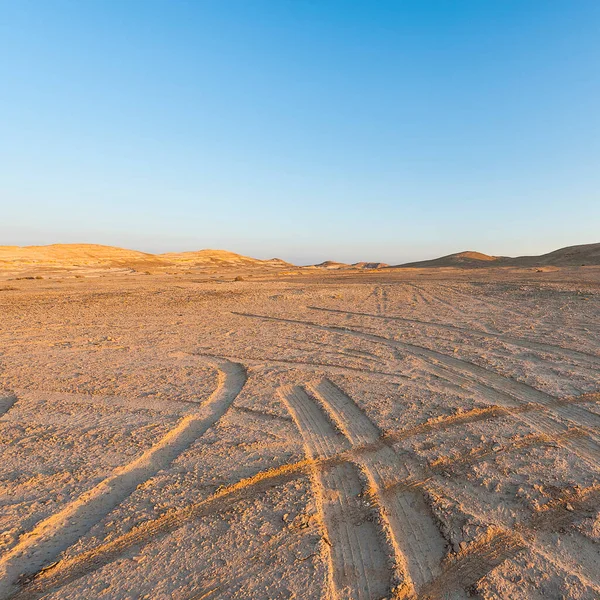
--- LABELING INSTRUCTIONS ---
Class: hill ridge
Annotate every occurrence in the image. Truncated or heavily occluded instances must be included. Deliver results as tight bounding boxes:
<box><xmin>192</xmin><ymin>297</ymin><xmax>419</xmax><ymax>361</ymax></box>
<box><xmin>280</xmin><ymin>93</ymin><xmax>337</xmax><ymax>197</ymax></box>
<box><xmin>397</xmin><ymin>243</ymin><xmax>600</xmax><ymax>268</ymax></box>
<box><xmin>0</xmin><ymin>241</ymin><xmax>598</xmax><ymax>271</ymax></box>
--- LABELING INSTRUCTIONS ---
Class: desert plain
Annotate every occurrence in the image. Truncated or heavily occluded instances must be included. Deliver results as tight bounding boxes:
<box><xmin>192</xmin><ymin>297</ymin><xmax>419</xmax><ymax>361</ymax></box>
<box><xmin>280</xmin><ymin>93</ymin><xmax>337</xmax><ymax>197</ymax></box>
<box><xmin>0</xmin><ymin>245</ymin><xmax>599</xmax><ymax>600</ymax></box>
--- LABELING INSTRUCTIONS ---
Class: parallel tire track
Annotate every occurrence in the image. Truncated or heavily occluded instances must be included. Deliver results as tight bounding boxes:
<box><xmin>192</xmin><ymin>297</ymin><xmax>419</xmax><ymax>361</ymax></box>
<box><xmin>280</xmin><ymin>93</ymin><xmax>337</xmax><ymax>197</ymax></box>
<box><xmin>11</xmin><ymin>460</ymin><xmax>313</xmax><ymax>600</ymax></box>
<box><xmin>308</xmin><ymin>306</ymin><xmax>600</xmax><ymax>369</ymax></box>
<box><xmin>13</xmin><ymin>413</ymin><xmax>586</xmax><ymax>599</ymax></box>
<box><xmin>308</xmin><ymin>379</ymin><xmax>447</xmax><ymax>596</ymax></box>
<box><xmin>419</xmin><ymin>357</ymin><xmax>600</xmax><ymax>469</ymax></box>
<box><xmin>279</xmin><ymin>385</ymin><xmax>392</xmax><ymax>600</ymax></box>
<box><xmin>380</xmin><ymin>394</ymin><xmax>598</xmax><ymax>447</ymax></box>
<box><xmin>0</xmin><ymin>358</ymin><xmax>246</xmax><ymax>600</ymax></box>
<box><xmin>235</xmin><ymin>313</ymin><xmax>600</xmax><ymax>450</ymax></box>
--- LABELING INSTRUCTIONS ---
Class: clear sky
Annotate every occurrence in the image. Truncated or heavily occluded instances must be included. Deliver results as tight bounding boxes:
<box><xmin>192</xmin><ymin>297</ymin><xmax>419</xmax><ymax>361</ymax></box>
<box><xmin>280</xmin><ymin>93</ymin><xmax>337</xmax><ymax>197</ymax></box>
<box><xmin>1</xmin><ymin>0</ymin><xmax>599</xmax><ymax>265</ymax></box>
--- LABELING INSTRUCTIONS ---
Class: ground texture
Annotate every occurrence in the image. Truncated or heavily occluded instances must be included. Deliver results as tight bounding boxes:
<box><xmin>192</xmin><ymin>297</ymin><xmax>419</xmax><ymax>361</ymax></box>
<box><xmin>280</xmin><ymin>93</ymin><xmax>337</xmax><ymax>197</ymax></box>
<box><xmin>0</xmin><ymin>267</ymin><xmax>599</xmax><ymax>599</ymax></box>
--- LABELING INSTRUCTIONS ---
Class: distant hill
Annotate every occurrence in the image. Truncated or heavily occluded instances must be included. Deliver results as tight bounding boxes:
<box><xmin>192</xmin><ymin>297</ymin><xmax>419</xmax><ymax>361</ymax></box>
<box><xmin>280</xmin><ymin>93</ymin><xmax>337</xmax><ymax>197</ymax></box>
<box><xmin>160</xmin><ymin>249</ymin><xmax>292</xmax><ymax>267</ymax></box>
<box><xmin>398</xmin><ymin>243</ymin><xmax>600</xmax><ymax>269</ymax></box>
<box><xmin>0</xmin><ymin>244</ymin><xmax>162</xmax><ymax>269</ymax></box>
<box><xmin>311</xmin><ymin>261</ymin><xmax>388</xmax><ymax>270</ymax></box>
<box><xmin>313</xmin><ymin>261</ymin><xmax>349</xmax><ymax>269</ymax></box>
<box><xmin>0</xmin><ymin>244</ymin><xmax>292</xmax><ymax>272</ymax></box>
<box><xmin>352</xmin><ymin>262</ymin><xmax>389</xmax><ymax>269</ymax></box>
<box><xmin>1</xmin><ymin>241</ymin><xmax>597</xmax><ymax>273</ymax></box>
<box><xmin>398</xmin><ymin>251</ymin><xmax>501</xmax><ymax>269</ymax></box>
<box><xmin>510</xmin><ymin>243</ymin><xmax>600</xmax><ymax>267</ymax></box>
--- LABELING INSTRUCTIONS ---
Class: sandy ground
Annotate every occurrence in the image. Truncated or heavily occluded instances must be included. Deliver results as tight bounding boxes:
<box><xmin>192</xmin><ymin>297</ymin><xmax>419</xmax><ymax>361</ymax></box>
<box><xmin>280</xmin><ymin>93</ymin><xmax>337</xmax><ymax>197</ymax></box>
<box><xmin>0</xmin><ymin>267</ymin><xmax>599</xmax><ymax>599</ymax></box>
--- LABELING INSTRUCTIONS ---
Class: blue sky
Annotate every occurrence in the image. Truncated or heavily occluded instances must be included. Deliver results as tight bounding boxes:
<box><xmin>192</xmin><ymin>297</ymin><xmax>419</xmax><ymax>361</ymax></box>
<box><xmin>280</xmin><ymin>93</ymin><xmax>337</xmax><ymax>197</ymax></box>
<box><xmin>1</xmin><ymin>0</ymin><xmax>599</xmax><ymax>264</ymax></box>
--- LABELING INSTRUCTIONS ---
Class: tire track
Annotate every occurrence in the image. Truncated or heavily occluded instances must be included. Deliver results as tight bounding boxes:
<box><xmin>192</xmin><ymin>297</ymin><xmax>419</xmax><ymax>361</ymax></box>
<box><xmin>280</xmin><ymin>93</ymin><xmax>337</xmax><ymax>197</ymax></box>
<box><xmin>402</xmin><ymin>283</ymin><xmax>431</xmax><ymax>309</ymax></box>
<box><xmin>308</xmin><ymin>379</ymin><xmax>447</xmax><ymax>597</ymax></box>
<box><xmin>13</xmin><ymin>426</ymin><xmax>570</xmax><ymax>599</ymax></box>
<box><xmin>363</xmin><ymin>285</ymin><xmax>386</xmax><ymax>316</ymax></box>
<box><xmin>231</xmin><ymin>405</ymin><xmax>293</xmax><ymax>424</ymax></box>
<box><xmin>268</xmin><ymin>341</ymin><xmax>387</xmax><ymax>370</ymax></box>
<box><xmin>279</xmin><ymin>385</ymin><xmax>393</xmax><ymax>600</ymax></box>
<box><xmin>419</xmin><ymin>528</ymin><xmax>525</xmax><ymax>600</ymax></box>
<box><xmin>439</xmin><ymin>284</ymin><xmax>597</xmax><ymax>333</ymax></box>
<box><xmin>10</xmin><ymin>387</ymin><xmax>196</xmax><ymax>416</ymax></box>
<box><xmin>404</xmin><ymin>284</ymin><xmax>467</xmax><ymax>323</ymax></box>
<box><xmin>375</xmin><ymin>286</ymin><xmax>389</xmax><ymax>316</ymax></box>
<box><xmin>385</xmin><ymin>431</ymin><xmax>578</xmax><ymax>498</ymax></box>
<box><xmin>11</xmin><ymin>460</ymin><xmax>313</xmax><ymax>600</ymax></box>
<box><xmin>234</xmin><ymin>313</ymin><xmax>600</xmax><ymax>447</ymax></box>
<box><xmin>404</xmin><ymin>284</ymin><xmax>422</xmax><ymax>307</ymax></box>
<box><xmin>284</xmin><ymin>337</ymin><xmax>386</xmax><ymax>365</ymax></box>
<box><xmin>439</xmin><ymin>478</ymin><xmax>600</xmax><ymax>592</ymax></box>
<box><xmin>420</xmin><ymin>285</ymin><xmax>527</xmax><ymax>331</ymax></box>
<box><xmin>415</xmin><ymin>355</ymin><xmax>600</xmax><ymax>469</ymax></box>
<box><xmin>407</xmin><ymin>284</ymin><xmax>599</xmax><ymax>347</ymax></box>
<box><xmin>420</xmin><ymin>485</ymin><xmax>600</xmax><ymax>599</ymax></box>
<box><xmin>422</xmin><ymin>284</ymin><xmax>524</xmax><ymax>323</ymax></box>
<box><xmin>380</xmin><ymin>394</ymin><xmax>597</xmax><ymax>446</ymax></box>
<box><xmin>0</xmin><ymin>358</ymin><xmax>246</xmax><ymax>600</ymax></box>
<box><xmin>307</xmin><ymin>306</ymin><xmax>600</xmax><ymax>369</ymax></box>
<box><xmin>190</xmin><ymin>351</ymin><xmax>408</xmax><ymax>382</ymax></box>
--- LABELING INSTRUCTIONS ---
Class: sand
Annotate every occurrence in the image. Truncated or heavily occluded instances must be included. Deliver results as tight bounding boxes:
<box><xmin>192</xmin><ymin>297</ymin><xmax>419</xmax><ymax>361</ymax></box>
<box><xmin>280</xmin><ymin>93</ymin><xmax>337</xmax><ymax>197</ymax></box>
<box><xmin>0</xmin><ymin>262</ymin><xmax>598</xmax><ymax>599</ymax></box>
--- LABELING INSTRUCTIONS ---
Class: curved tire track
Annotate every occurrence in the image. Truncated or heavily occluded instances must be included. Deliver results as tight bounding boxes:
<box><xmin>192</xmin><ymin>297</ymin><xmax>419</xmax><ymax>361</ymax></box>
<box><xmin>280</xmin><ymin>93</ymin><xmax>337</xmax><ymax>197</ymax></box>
<box><xmin>308</xmin><ymin>306</ymin><xmax>600</xmax><ymax>369</ymax></box>
<box><xmin>10</xmin><ymin>459</ymin><xmax>311</xmax><ymax>600</ymax></box>
<box><xmin>235</xmin><ymin>313</ymin><xmax>600</xmax><ymax>451</ymax></box>
<box><xmin>0</xmin><ymin>358</ymin><xmax>246</xmax><ymax>600</ymax></box>
<box><xmin>190</xmin><ymin>350</ymin><xmax>407</xmax><ymax>382</ymax></box>
<box><xmin>12</xmin><ymin>424</ymin><xmax>573</xmax><ymax>599</ymax></box>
